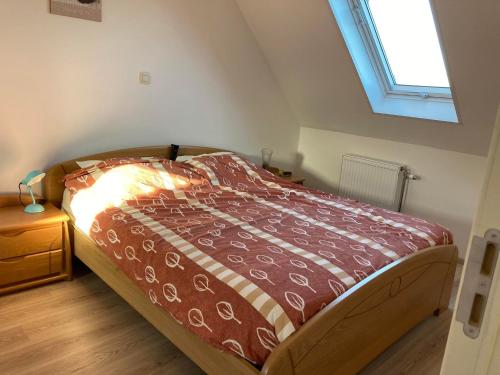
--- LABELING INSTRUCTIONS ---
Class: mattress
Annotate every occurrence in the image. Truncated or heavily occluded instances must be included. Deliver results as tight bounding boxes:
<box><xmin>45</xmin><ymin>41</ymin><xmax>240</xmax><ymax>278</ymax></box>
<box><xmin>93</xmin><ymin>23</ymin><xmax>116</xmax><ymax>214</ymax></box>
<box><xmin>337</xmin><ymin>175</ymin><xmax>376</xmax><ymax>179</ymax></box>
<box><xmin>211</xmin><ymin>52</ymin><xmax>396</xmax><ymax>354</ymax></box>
<box><xmin>63</xmin><ymin>153</ymin><xmax>453</xmax><ymax>365</ymax></box>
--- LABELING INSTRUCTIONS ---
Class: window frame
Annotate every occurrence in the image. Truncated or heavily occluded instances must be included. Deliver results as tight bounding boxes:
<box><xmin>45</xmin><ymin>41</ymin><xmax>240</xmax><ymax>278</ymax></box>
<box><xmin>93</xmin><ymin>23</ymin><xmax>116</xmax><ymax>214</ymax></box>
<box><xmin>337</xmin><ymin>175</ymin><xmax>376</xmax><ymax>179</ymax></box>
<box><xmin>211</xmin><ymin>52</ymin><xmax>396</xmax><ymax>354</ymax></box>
<box><xmin>349</xmin><ymin>0</ymin><xmax>452</xmax><ymax>101</ymax></box>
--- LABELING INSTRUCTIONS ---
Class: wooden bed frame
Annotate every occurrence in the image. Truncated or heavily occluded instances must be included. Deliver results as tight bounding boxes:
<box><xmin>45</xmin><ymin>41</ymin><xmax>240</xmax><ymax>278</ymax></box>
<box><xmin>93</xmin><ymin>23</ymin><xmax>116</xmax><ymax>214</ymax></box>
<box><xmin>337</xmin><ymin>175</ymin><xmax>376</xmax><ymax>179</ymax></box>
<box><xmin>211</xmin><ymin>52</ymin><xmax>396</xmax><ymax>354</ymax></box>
<box><xmin>44</xmin><ymin>145</ymin><xmax>458</xmax><ymax>375</ymax></box>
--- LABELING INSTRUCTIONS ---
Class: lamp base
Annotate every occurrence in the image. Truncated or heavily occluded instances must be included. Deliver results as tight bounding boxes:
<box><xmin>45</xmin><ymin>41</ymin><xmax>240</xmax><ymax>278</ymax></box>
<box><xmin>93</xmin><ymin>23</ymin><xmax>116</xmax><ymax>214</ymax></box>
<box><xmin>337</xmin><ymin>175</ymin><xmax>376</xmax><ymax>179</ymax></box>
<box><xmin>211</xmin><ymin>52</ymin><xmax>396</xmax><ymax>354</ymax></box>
<box><xmin>24</xmin><ymin>204</ymin><xmax>45</xmax><ymax>214</ymax></box>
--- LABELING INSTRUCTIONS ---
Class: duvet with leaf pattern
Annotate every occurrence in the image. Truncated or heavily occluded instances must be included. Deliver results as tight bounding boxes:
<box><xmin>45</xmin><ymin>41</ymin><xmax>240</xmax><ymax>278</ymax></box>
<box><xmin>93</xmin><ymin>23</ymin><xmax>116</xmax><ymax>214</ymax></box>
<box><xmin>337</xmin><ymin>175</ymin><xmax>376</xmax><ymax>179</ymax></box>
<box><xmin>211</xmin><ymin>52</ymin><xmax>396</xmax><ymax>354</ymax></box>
<box><xmin>64</xmin><ymin>152</ymin><xmax>452</xmax><ymax>365</ymax></box>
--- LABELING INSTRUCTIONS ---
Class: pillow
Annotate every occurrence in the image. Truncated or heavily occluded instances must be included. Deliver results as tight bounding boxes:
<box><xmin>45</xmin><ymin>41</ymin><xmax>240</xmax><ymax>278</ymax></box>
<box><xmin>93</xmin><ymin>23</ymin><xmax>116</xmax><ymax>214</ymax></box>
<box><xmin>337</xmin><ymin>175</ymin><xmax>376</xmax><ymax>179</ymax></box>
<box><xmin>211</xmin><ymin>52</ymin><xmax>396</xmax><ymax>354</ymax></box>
<box><xmin>176</xmin><ymin>151</ymin><xmax>233</xmax><ymax>162</ymax></box>
<box><xmin>76</xmin><ymin>160</ymin><xmax>102</xmax><ymax>169</ymax></box>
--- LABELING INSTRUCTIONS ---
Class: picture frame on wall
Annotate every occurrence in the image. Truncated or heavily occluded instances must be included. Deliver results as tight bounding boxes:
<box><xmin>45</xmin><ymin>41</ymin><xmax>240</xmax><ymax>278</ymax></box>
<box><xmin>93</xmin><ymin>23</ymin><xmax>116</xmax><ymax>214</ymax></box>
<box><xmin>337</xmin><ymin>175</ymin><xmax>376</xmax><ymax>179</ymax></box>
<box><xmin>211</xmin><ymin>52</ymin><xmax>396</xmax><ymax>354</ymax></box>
<box><xmin>50</xmin><ymin>0</ymin><xmax>102</xmax><ymax>22</ymax></box>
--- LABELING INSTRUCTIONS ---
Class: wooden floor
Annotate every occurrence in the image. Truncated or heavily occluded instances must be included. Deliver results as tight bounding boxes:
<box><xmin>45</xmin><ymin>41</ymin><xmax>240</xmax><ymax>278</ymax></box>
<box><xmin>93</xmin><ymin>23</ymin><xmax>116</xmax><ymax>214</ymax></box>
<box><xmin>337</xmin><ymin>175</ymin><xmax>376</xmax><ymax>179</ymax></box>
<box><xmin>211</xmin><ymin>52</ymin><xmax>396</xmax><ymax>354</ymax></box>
<box><xmin>0</xmin><ymin>261</ymin><xmax>461</xmax><ymax>375</ymax></box>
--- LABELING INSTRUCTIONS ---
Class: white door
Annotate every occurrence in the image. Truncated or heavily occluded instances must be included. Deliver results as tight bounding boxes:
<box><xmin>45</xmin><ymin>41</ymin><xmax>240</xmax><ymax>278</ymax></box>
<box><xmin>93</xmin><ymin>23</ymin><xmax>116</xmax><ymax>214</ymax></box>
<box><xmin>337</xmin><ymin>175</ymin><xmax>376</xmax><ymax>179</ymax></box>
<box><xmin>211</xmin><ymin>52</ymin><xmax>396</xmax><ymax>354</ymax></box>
<box><xmin>441</xmin><ymin>106</ymin><xmax>500</xmax><ymax>375</ymax></box>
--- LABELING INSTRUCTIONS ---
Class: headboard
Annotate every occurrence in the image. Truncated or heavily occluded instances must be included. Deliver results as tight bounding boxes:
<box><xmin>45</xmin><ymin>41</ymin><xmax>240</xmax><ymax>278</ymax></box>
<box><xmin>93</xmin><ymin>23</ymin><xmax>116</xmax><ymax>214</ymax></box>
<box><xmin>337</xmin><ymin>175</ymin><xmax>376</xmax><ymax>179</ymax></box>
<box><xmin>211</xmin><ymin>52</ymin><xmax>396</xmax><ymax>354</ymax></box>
<box><xmin>43</xmin><ymin>145</ymin><xmax>228</xmax><ymax>207</ymax></box>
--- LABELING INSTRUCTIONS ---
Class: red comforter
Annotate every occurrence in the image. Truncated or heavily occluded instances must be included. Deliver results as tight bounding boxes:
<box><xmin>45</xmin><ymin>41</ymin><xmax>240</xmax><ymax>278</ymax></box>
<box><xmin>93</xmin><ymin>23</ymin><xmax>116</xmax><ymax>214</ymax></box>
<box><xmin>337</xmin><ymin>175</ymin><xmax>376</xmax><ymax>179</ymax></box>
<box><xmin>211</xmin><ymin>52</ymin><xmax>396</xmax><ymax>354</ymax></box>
<box><xmin>64</xmin><ymin>152</ymin><xmax>452</xmax><ymax>365</ymax></box>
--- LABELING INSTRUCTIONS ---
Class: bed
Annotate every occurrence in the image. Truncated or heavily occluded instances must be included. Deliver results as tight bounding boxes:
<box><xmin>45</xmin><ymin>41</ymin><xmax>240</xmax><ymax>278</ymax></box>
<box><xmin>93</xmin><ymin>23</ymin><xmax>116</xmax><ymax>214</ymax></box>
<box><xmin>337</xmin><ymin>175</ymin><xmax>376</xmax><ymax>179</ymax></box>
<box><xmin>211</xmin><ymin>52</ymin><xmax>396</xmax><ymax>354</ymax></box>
<box><xmin>44</xmin><ymin>145</ymin><xmax>457</xmax><ymax>375</ymax></box>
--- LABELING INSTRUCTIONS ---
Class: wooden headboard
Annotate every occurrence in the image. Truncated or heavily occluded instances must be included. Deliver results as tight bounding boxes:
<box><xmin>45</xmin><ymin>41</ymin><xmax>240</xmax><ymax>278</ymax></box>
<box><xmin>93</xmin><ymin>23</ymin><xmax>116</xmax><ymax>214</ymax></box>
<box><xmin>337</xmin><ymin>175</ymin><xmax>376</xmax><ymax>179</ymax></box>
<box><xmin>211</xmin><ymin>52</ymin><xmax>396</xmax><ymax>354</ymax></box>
<box><xmin>43</xmin><ymin>145</ymin><xmax>228</xmax><ymax>207</ymax></box>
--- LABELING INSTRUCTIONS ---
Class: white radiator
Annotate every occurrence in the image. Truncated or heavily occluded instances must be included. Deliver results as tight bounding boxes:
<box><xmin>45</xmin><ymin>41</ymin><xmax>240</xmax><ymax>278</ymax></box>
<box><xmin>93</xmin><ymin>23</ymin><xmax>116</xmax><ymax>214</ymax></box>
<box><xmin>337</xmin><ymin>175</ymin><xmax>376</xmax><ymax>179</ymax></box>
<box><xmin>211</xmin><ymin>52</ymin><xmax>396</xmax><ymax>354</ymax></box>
<box><xmin>338</xmin><ymin>154</ymin><xmax>408</xmax><ymax>212</ymax></box>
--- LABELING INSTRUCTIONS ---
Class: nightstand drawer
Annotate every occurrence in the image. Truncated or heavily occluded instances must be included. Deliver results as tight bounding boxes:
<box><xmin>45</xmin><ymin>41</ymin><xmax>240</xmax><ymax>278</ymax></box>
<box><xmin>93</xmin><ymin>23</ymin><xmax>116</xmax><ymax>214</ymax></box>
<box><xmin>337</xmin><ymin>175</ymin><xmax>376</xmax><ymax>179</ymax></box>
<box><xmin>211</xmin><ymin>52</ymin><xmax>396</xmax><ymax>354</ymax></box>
<box><xmin>0</xmin><ymin>250</ymin><xmax>63</xmax><ymax>287</ymax></box>
<box><xmin>0</xmin><ymin>226</ymin><xmax>62</xmax><ymax>260</ymax></box>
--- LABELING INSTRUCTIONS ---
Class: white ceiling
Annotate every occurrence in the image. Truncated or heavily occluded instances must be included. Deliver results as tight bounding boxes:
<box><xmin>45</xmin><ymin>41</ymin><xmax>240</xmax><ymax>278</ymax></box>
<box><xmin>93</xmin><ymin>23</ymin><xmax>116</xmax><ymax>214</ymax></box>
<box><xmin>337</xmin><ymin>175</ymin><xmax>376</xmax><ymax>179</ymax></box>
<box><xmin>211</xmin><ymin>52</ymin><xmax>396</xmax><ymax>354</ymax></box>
<box><xmin>236</xmin><ymin>0</ymin><xmax>500</xmax><ymax>156</ymax></box>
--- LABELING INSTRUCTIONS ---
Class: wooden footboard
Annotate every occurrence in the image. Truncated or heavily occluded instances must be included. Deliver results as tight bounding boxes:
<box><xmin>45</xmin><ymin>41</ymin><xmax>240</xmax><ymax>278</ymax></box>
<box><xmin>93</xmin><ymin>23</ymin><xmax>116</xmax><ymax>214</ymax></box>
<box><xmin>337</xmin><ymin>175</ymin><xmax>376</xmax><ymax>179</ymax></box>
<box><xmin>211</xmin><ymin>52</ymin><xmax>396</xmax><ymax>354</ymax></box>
<box><xmin>72</xmin><ymin>224</ymin><xmax>456</xmax><ymax>375</ymax></box>
<box><xmin>262</xmin><ymin>245</ymin><xmax>458</xmax><ymax>375</ymax></box>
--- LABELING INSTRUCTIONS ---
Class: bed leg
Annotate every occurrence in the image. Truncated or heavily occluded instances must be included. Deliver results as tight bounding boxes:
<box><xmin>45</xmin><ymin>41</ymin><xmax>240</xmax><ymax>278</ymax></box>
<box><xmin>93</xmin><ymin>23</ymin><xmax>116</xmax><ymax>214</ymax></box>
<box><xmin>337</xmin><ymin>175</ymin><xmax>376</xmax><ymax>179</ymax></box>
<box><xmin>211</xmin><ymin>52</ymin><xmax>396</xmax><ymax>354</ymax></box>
<box><xmin>433</xmin><ymin>307</ymin><xmax>444</xmax><ymax>316</ymax></box>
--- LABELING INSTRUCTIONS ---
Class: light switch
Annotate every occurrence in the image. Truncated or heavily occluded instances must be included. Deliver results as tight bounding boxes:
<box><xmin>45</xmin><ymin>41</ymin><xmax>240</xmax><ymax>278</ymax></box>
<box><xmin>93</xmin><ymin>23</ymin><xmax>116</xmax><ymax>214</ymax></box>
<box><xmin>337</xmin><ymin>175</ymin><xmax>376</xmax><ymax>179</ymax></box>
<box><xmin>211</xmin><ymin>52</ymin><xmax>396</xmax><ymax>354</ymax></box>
<box><xmin>139</xmin><ymin>72</ymin><xmax>151</xmax><ymax>85</ymax></box>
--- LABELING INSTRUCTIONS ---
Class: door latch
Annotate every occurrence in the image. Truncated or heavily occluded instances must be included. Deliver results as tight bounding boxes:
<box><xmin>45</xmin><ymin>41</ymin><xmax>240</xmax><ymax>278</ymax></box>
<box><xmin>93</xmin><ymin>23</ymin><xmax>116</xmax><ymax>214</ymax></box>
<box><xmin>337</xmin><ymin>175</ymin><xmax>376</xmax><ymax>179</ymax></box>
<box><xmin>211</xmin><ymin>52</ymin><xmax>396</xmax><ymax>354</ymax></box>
<box><xmin>456</xmin><ymin>229</ymin><xmax>499</xmax><ymax>339</ymax></box>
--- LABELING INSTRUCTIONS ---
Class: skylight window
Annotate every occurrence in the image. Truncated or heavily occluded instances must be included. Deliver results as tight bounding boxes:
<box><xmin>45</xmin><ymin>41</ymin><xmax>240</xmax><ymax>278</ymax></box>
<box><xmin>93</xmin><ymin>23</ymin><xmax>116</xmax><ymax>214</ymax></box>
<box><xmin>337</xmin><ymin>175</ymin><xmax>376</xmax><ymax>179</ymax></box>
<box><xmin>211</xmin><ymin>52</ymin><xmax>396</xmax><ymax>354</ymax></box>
<box><xmin>367</xmin><ymin>0</ymin><xmax>449</xmax><ymax>88</ymax></box>
<box><xmin>329</xmin><ymin>0</ymin><xmax>458</xmax><ymax>122</ymax></box>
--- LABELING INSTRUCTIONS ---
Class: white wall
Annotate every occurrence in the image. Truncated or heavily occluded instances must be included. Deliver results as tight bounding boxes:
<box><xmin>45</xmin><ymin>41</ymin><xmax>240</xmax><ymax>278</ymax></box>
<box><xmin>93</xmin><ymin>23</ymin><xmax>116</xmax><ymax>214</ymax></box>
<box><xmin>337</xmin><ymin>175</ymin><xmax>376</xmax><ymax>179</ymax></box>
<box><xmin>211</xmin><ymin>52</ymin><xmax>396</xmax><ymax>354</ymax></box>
<box><xmin>0</xmin><ymin>0</ymin><xmax>299</xmax><ymax>193</ymax></box>
<box><xmin>298</xmin><ymin>128</ymin><xmax>487</xmax><ymax>258</ymax></box>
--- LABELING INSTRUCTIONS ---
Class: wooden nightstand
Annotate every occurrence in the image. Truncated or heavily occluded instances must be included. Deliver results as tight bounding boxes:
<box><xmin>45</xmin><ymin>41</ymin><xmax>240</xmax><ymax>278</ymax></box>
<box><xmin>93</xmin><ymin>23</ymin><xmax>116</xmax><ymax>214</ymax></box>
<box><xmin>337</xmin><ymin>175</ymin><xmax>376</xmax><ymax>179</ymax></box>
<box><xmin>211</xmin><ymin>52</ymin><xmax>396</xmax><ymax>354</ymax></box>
<box><xmin>0</xmin><ymin>196</ymin><xmax>71</xmax><ymax>295</ymax></box>
<box><xmin>265</xmin><ymin>167</ymin><xmax>305</xmax><ymax>186</ymax></box>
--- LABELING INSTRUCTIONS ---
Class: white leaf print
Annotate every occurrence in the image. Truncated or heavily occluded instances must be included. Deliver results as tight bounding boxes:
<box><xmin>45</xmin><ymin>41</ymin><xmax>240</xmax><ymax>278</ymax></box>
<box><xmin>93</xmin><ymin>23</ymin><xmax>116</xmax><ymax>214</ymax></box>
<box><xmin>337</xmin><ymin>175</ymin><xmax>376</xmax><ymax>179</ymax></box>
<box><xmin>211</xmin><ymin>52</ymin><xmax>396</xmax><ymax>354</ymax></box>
<box><xmin>318</xmin><ymin>250</ymin><xmax>344</xmax><ymax>264</ymax></box>
<box><xmin>263</xmin><ymin>225</ymin><xmax>280</xmax><ymax>234</ymax></box>
<box><xmin>353</xmin><ymin>255</ymin><xmax>376</xmax><ymax>271</ymax></box>
<box><xmin>214</xmin><ymin>221</ymin><xmax>226</xmax><ymax>229</ymax></box>
<box><xmin>188</xmin><ymin>308</ymin><xmax>213</xmax><ymax>332</ymax></box>
<box><xmin>193</xmin><ymin>274</ymin><xmax>215</xmax><ymax>294</ymax></box>
<box><xmin>238</xmin><ymin>232</ymin><xmax>257</xmax><ymax>242</ymax></box>
<box><xmin>198</xmin><ymin>238</ymin><xmax>216</xmax><ymax>249</ymax></box>
<box><xmin>169</xmin><ymin>312</ymin><xmax>184</xmax><ymax>325</ymax></box>
<box><xmin>289</xmin><ymin>273</ymin><xmax>316</xmax><ymax>293</ymax></box>
<box><xmin>294</xmin><ymin>237</ymin><xmax>309</xmax><ymax>246</ymax></box>
<box><xmin>131</xmin><ymin>225</ymin><xmax>145</xmax><ymax>236</ymax></box>
<box><xmin>354</xmin><ymin>269</ymin><xmax>368</xmax><ymax>281</ymax></box>
<box><xmin>290</xmin><ymin>259</ymin><xmax>314</xmax><ymax>273</ymax></box>
<box><xmin>256</xmin><ymin>327</ymin><xmax>279</xmax><ymax>351</ymax></box>
<box><xmin>144</xmin><ymin>266</ymin><xmax>159</xmax><ymax>284</ymax></box>
<box><xmin>95</xmin><ymin>239</ymin><xmax>107</xmax><ymax>248</ymax></box>
<box><xmin>285</xmin><ymin>291</ymin><xmax>306</xmax><ymax>323</ymax></box>
<box><xmin>267</xmin><ymin>217</ymin><xmax>283</xmax><ymax>226</ymax></box>
<box><xmin>349</xmin><ymin>244</ymin><xmax>373</xmax><ymax>257</ymax></box>
<box><xmin>176</xmin><ymin>226</ymin><xmax>193</xmax><ymax>237</ymax></box>
<box><xmin>266</xmin><ymin>245</ymin><xmax>284</xmax><ymax>255</ymax></box>
<box><xmin>162</xmin><ymin>283</ymin><xmax>181</xmax><ymax>303</ymax></box>
<box><xmin>292</xmin><ymin>227</ymin><xmax>310</xmax><ymax>237</ymax></box>
<box><xmin>222</xmin><ymin>339</ymin><xmax>246</xmax><ymax>358</ymax></box>
<box><xmin>373</xmin><ymin>237</ymin><xmax>388</xmax><ymax>245</ymax></box>
<box><xmin>165</xmin><ymin>252</ymin><xmax>184</xmax><ymax>270</ymax></box>
<box><xmin>148</xmin><ymin>289</ymin><xmax>161</xmax><ymax>306</ymax></box>
<box><xmin>343</xmin><ymin>216</ymin><xmax>362</xmax><ymax>225</ymax></box>
<box><xmin>250</xmin><ymin>269</ymin><xmax>275</xmax><ymax>285</ymax></box>
<box><xmin>370</xmin><ymin>225</ymin><xmax>386</xmax><ymax>234</ymax></box>
<box><xmin>91</xmin><ymin>220</ymin><xmax>102</xmax><ymax>233</ymax></box>
<box><xmin>416</xmin><ymin>225</ymin><xmax>436</xmax><ymax>235</ymax></box>
<box><xmin>208</xmin><ymin>229</ymin><xmax>224</xmax><ymax>238</ymax></box>
<box><xmin>316</xmin><ymin>215</ymin><xmax>330</xmax><ymax>222</ymax></box>
<box><xmin>324</xmin><ymin>231</ymin><xmax>342</xmax><ymax>240</ymax></box>
<box><xmin>107</xmin><ymin>229</ymin><xmax>120</xmax><ymax>244</ymax></box>
<box><xmin>112</xmin><ymin>213</ymin><xmax>127</xmax><ymax>223</ymax></box>
<box><xmin>77</xmin><ymin>175</ymin><xmax>89</xmax><ymax>186</ymax></box>
<box><xmin>216</xmin><ymin>301</ymin><xmax>242</xmax><ymax>324</ymax></box>
<box><xmin>227</xmin><ymin>254</ymin><xmax>247</xmax><ymax>266</ymax></box>
<box><xmin>142</xmin><ymin>239</ymin><xmax>156</xmax><ymax>253</ymax></box>
<box><xmin>241</xmin><ymin>215</ymin><xmax>255</xmax><ymax>223</ymax></box>
<box><xmin>231</xmin><ymin>241</ymin><xmax>249</xmax><ymax>252</ymax></box>
<box><xmin>318</xmin><ymin>239</ymin><xmax>338</xmax><ymax>249</ymax></box>
<box><xmin>328</xmin><ymin>279</ymin><xmax>346</xmax><ymax>298</ymax></box>
<box><xmin>294</xmin><ymin>220</ymin><xmax>310</xmax><ymax>227</ymax></box>
<box><xmin>403</xmin><ymin>241</ymin><xmax>419</xmax><ymax>252</ymax></box>
<box><xmin>256</xmin><ymin>255</ymin><xmax>281</xmax><ymax>268</ymax></box>
<box><xmin>125</xmin><ymin>246</ymin><xmax>141</xmax><ymax>262</ymax></box>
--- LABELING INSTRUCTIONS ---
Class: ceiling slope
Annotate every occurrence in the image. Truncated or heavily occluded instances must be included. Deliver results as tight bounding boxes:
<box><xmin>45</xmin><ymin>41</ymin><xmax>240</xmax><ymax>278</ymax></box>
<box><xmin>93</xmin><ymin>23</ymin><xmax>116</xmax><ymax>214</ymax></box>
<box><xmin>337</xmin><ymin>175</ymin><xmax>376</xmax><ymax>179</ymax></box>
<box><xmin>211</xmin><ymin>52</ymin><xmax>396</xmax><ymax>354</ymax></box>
<box><xmin>236</xmin><ymin>0</ymin><xmax>500</xmax><ymax>156</ymax></box>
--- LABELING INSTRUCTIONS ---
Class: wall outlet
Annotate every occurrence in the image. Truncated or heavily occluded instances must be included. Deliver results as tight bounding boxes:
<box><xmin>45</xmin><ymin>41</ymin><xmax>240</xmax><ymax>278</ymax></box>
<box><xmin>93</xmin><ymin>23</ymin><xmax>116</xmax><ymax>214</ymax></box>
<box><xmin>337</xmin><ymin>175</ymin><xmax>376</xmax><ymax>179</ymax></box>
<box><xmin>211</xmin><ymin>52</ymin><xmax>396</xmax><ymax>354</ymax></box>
<box><xmin>139</xmin><ymin>72</ymin><xmax>151</xmax><ymax>85</ymax></box>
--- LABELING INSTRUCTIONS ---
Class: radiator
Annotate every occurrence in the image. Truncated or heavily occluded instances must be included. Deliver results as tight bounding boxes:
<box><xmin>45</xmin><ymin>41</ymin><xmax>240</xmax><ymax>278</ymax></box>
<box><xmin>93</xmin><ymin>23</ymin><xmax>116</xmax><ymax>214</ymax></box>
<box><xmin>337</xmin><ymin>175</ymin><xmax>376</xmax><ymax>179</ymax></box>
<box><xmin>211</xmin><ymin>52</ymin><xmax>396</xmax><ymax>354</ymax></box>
<box><xmin>338</xmin><ymin>154</ymin><xmax>407</xmax><ymax>212</ymax></box>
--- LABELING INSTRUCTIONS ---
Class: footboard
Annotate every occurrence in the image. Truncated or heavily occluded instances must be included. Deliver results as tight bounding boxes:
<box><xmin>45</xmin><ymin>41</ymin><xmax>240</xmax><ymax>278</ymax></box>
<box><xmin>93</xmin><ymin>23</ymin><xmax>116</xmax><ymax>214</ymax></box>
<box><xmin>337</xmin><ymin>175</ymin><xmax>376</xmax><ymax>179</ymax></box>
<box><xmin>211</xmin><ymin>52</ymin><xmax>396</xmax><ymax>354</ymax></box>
<box><xmin>262</xmin><ymin>245</ymin><xmax>458</xmax><ymax>375</ymax></box>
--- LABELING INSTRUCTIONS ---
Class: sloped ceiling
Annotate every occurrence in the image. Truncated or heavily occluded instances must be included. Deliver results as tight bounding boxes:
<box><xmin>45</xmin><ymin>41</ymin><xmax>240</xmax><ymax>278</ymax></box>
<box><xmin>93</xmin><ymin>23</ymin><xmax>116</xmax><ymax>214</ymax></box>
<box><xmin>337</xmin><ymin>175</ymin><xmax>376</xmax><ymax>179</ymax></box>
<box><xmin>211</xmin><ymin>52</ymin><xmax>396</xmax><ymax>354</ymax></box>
<box><xmin>236</xmin><ymin>0</ymin><xmax>500</xmax><ymax>156</ymax></box>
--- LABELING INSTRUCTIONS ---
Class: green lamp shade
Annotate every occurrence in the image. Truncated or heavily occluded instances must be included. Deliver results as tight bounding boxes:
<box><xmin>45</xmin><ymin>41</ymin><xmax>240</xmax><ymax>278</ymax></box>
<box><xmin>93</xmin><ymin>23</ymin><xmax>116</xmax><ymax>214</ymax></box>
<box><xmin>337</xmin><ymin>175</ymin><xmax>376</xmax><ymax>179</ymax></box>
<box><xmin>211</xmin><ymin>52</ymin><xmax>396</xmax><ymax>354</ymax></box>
<box><xmin>20</xmin><ymin>170</ymin><xmax>46</xmax><ymax>214</ymax></box>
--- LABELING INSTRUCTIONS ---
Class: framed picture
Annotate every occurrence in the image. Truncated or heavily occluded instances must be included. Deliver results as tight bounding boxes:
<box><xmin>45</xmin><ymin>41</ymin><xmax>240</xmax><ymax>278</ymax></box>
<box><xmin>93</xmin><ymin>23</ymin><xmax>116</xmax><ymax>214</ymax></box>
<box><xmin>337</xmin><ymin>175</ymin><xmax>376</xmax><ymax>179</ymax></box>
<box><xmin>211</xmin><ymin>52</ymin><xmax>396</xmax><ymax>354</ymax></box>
<box><xmin>50</xmin><ymin>0</ymin><xmax>102</xmax><ymax>22</ymax></box>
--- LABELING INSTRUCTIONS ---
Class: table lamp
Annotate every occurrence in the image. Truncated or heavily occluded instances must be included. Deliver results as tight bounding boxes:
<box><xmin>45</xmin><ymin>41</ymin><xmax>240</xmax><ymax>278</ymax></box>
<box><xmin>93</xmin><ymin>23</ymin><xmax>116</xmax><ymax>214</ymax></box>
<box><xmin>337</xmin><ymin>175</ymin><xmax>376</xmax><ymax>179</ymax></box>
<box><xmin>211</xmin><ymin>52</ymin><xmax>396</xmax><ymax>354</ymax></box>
<box><xmin>20</xmin><ymin>170</ymin><xmax>46</xmax><ymax>214</ymax></box>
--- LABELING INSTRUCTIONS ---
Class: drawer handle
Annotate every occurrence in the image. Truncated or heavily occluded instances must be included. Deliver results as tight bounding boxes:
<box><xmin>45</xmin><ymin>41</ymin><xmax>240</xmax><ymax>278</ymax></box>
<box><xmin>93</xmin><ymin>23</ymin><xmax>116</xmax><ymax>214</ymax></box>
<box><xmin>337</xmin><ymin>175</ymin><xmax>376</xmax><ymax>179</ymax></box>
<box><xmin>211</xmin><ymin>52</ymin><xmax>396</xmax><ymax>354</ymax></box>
<box><xmin>0</xmin><ymin>230</ymin><xmax>28</xmax><ymax>238</ymax></box>
<box><xmin>0</xmin><ymin>257</ymin><xmax>24</xmax><ymax>264</ymax></box>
